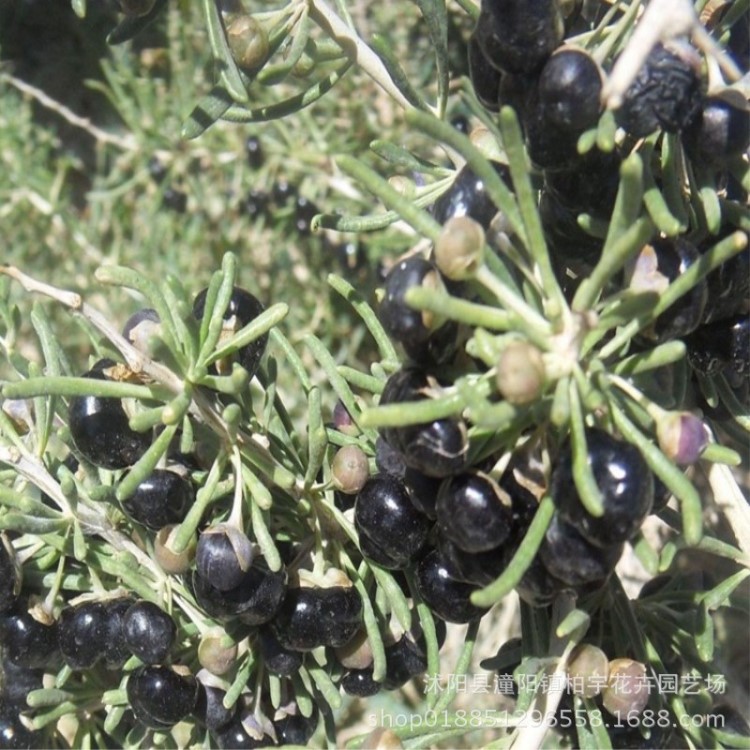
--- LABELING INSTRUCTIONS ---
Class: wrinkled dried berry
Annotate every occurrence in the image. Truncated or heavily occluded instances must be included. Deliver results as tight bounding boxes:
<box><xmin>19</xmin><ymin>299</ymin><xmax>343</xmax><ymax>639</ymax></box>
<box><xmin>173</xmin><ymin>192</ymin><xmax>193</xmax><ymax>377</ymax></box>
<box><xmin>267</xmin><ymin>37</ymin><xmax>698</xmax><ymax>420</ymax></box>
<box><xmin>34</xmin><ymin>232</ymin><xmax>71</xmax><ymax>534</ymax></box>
<box><xmin>616</xmin><ymin>42</ymin><xmax>703</xmax><ymax>137</ymax></box>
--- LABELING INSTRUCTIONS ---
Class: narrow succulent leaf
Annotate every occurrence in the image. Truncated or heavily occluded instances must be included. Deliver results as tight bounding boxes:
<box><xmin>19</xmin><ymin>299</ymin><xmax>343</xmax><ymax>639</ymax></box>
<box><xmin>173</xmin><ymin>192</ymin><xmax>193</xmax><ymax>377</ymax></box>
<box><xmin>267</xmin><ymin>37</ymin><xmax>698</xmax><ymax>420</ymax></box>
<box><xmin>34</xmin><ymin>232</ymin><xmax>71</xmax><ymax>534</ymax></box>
<box><xmin>407</xmin><ymin>108</ymin><xmax>526</xmax><ymax>242</ymax></box>
<box><xmin>568</xmin><ymin>381</ymin><xmax>604</xmax><ymax>518</ymax></box>
<box><xmin>610</xmin><ymin>401</ymin><xmax>702</xmax><ymax>545</ymax></box>
<box><xmin>106</xmin><ymin>0</ymin><xmax>167</xmax><ymax>44</ymax></box>
<box><xmin>499</xmin><ymin>107</ymin><xmax>565</xmax><ymax>316</ymax></box>
<box><xmin>115</xmin><ymin>424</ymin><xmax>177</xmax><ymax>502</ymax></box>
<box><xmin>412</xmin><ymin>0</ymin><xmax>449</xmax><ymax>115</ymax></box>
<box><xmin>221</xmin><ymin>60</ymin><xmax>352</xmax><ymax>122</ymax></box>
<box><xmin>336</xmin><ymin>154</ymin><xmax>441</xmax><ymax>242</ymax></box>
<box><xmin>182</xmin><ymin>85</ymin><xmax>234</xmax><ymax>139</ymax></box>
<box><xmin>307</xmin><ymin>664</ymin><xmax>343</xmax><ymax>710</ymax></box>
<box><xmin>471</xmin><ymin>495</ymin><xmax>555</xmax><ymax>607</ymax></box>
<box><xmin>370</xmin><ymin>34</ymin><xmax>429</xmax><ymax>110</ymax></box>
<box><xmin>369</xmin><ymin>140</ymin><xmax>443</xmax><ymax>175</ymax></box>
<box><xmin>327</xmin><ymin>274</ymin><xmax>399</xmax><ymax>364</ymax></box>
<box><xmin>432</xmin><ymin>619</ymin><xmax>480</xmax><ymax>714</ymax></box>
<box><xmin>2</xmin><ymin>376</ymin><xmax>157</xmax><ymax>401</ymax></box>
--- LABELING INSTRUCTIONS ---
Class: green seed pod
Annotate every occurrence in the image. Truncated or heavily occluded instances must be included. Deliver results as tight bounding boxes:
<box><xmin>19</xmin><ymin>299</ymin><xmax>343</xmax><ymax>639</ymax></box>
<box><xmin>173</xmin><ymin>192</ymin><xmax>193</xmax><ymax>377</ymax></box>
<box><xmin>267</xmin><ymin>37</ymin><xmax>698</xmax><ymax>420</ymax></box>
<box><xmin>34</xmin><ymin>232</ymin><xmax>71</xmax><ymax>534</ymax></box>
<box><xmin>198</xmin><ymin>629</ymin><xmax>238</xmax><ymax>675</ymax></box>
<box><xmin>434</xmin><ymin>216</ymin><xmax>485</xmax><ymax>281</ymax></box>
<box><xmin>331</xmin><ymin>445</ymin><xmax>370</xmax><ymax>495</ymax></box>
<box><xmin>566</xmin><ymin>643</ymin><xmax>609</xmax><ymax>698</ymax></box>
<box><xmin>602</xmin><ymin>658</ymin><xmax>650</xmax><ymax>717</ymax></box>
<box><xmin>225</xmin><ymin>15</ymin><xmax>270</xmax><ymax>73</ymax></box>
<box><xmin>495</xmin><ymin>340</ymin><xmax>547</xmax><ymax>405</ymax></box>
<box><xmin>154</xmin><ymin>525</ymin><xmax>196</xmax><ymax>575</ymax></box>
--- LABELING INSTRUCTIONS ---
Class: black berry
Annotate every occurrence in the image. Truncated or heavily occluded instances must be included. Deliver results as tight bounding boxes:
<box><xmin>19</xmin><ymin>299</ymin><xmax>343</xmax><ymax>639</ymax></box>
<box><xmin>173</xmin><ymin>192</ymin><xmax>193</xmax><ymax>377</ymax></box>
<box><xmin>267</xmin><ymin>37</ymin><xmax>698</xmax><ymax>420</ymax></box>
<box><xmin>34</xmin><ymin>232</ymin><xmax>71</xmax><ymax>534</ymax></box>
<box><xmin>121</xmin><ymin>468</ymin><xmax>194</xmax><ymax>531</ymax></box>
<box><xmin>58</xmin><ymin>601</ymin><xmax>108</xmax><ymax>670</ymax></box>
<box><xmin>415</xmin><ymin>549</ymin><xmax>489</xmax><ymax>623</ymax></box>
<box><xmin>437</xmin><ymin>472</ymin><xmax>513</xmax><ymax>553</ymax></box>
<box><xmin>551</xmin><ymin>428</ymin><xmax>654</xmax><ymax>547</ymax></box>
<box><xmin>195</xmin><ymin>526</ymin><xmax>253</xmax><ymax>592</ymax></box>
<box><xmin>68</xmin><ymin>359</ymin><xmax>151</xmax><ymax>470</ymax></box>
<box><xmin>122</xmin><ymin>601</ymin><xmax>176</xmax><ymax>665</ymax></box>
<box><xmin>355</xmin><ymin>475</ymin><xmax>431</xmax><ymax>569</ymax></box>
<box><xmin>193</xmin><ymin>286</ymin><xmax>268</xmax><ymax>380</ymax></box>
<box><xmin>127</xmin><ymin>665</ymin><xmax>198</xmax><ymax>730</ymax></box>
<box><xmin>616</xmin><ymin>42</ymin><xmax>703</xmax><ymax>137</ymax></box>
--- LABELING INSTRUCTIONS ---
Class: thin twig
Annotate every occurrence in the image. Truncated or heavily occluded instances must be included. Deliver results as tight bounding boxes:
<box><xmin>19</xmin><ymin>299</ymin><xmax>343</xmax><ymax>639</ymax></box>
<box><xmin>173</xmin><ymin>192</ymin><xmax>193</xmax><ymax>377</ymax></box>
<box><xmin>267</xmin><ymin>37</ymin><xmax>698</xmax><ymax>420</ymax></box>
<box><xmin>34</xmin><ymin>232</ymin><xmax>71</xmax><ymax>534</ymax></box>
<box><xmin>1</xmin><ymin>72</ymin><xmax>137</xmax><ymax>151</ymax></box>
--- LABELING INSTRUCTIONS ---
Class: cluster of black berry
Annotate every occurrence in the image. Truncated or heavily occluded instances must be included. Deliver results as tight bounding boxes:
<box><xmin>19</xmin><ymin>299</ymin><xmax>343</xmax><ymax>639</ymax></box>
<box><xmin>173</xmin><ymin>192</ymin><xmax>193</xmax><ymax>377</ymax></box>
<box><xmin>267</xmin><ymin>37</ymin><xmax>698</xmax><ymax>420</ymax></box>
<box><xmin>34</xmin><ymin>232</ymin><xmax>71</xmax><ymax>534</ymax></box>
<box><xmin>465</xmin><ymin>0</ymin><xmax>748</xmax><ymax>402</ymax></box>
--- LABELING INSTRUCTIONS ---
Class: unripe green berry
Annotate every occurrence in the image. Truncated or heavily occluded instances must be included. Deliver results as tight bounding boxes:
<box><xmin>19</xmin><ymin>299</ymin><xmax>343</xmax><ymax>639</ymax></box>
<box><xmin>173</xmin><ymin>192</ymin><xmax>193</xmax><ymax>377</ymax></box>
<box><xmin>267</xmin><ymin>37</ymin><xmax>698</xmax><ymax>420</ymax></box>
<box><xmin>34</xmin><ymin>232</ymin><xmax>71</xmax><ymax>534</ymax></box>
<box><xmin>566</xmin><ymin>643</ymin><xmax>609</xmax><ymax>698</ymax></box>
<box><xmin>331</xmin><ymin>445</ymin><xmax>370</xmax><ymax>495</ymax></box>
<box><xmin>495</xmin><ymin>340</ymin><xmax>546</xmax><ymax>405</ymax></box>
<box><xmin>434</xmin><ymin>216</ymin><xmax>485</xmax><ymax>280</ymax></box>
<box><xmin>602</xmin><ymin>658</ymin><xmax>650</xmax><ymax>717</ymax></box>
<box><xmin>198</xmin><ymin>630</ymin><xmax>238</xmax><ymax>676</ymax></box>
<box><xmin>226</xmin><ymin>15</ymin><xmax>270</xmax><ymax>73</ymax></box>
<box><xmin>656</xmin><ymin>411</ymin><xmax>708</xmax><ymax>466</ymax></box>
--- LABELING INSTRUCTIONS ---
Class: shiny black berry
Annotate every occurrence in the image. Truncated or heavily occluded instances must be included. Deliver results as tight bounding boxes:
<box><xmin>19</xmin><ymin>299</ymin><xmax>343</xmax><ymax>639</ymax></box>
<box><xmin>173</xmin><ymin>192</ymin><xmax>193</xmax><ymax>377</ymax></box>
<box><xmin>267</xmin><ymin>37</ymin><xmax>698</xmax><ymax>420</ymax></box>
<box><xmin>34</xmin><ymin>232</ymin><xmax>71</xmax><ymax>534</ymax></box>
<box><xmin>258</xmin><ymin>626</ymin><xmax>302</xmax><ymax>676</ymax></box>
<box><xmin>437</xmin><ymin>472</ymin><xmax>513</xmax><ymax>553</ymax></box>
<box><xmin>682</xmin><ymin>95</ymin><xmax>750</xmax><ymax>168</ymax></box>
<box><xmin>524</xmin><ymin>93</ymin><xmax>581</xmax><ymax>170</ymax></box>
<box><xmin>102</xmin><ymin>597</ymin><xmax>134</xmax><ymax>669</ymax></box>
<box><xmin>0</xmin><ymin>604</ymin><xmax>58</xmax><ymax>670</ymax></box>
<box><xmin>0</xmin><ymin>657</ymin><xmax>43</xmax><ymax>709</ymax></box>
<box><xmin>379</xmin><ymin>369</ymin><xmax>469</xmax><ymax>478</ymax></box>
<box><xmin>375</xmin><ymin>436</ymin><xmax>407</xmax><ymax>478</ymax></box>
<box><xmin>551</xmin><ymin>428</ymin><xmax>654</xmax><ymax>547</ymax></box>
<box><xmin>383</xmin><ymin>635</ymin><xmax>428</xmax><ymax>690</ymax></box>
<box><xmin>58</xmin><ymin>601</ymin><xmax>108</xmax><ymax>670</ymax></box>
<box><xmin>355</xmin><ymin>475</ymin><xmax>431</xmax><ymax>569</ymax></box>
<box><xmin>468</xmin><ymin>33</ymin><xmax>501</xmax><ymax>112</ymax></box>
<box><xmin>127</xmin><ymin>665</ymin><xmax>198</xmax><ymax>730</ymax></box>
<box><xmin>539</xmin><ymin>514</ymin><xmax>623</xmax><ymax>587</ymax></box>
<box><xmin>68</xmin><ymin>359</ymin><xmax>151</xmax><ymax>470</ymax></box>
<box><xmin>475</xmin><ymin>0</ymin><xmax>564</xmax><ymax>76</ymax></box>
<box><xmin>379</xmin><ymin>256</ymin><xmax>444</xmax><ymax>347</ymax></box>
<box><xmin>341</xmin><ymin>668</ymin><xmax>381</xmax><ymax>697</ymax></box>
<box><xmin>274</xmin><ymin>708</ymin><xmax>319</xmax><ymax>746</ymax></box>
<box><xmin>403</xmin><ymin>467</ymin><xmax>442</xmax><ymax>520</ymax></box>
<box><xmin>700</xmin><ymin>238</ymin><xmax>749</xmax><ymax>325</ymax></box>
<box><xmin>121</xmin><ymin>469</ymin><xmax>194</xmax><ymax>531</ymax></box>
<box><xmin>245</xmin><ymin>135</ymin><xmax>264</xmax><ymax>169</ymax></box>
<box><xmin>432</xmin><ymin>162</ymin><xmax>510</xmax><ymax>229</ymax></box>
<box><xmin>415</xmin><ymin>549</ymin><xmax>489</xmax><ymax>623</ymax></box>
<box><xmin>212</xmin><ymin>714</ymin><xmax>275</xmax><ymax>749</ymax></box>
<box><xmin>196</xmin><ymin>526</ymin><xmax>253</xmax><ymax>592</ymax></box>
<box><xmin>543</xmin><ymin>148</ymin><xmax>621</xmax><ymax>217</ymax></box>
<box><xmin>401</xmin><ymin>319</ymin><xmax>461</xmax><ymax>367</ymax></box>
<box><xmin>192</xmin><ymin>560</ymin><xmax>287</xmax><ymax>623</ymax></box>
<box><xmin>271</xmin><ymin>586</ymin><xmax>362</xmax><ymax>651</ymax></box>
<box><xmin>539</xmin><ymin>188</ymin><xmax>603</xmax><ymax>266</ymax></box>
<box><xmin>193</xmin><ymin>286</ymin><xmax>268</xmax><ymax>380</ymax></box>
<box><xmin>685</xmin><ymin>315</ymin><xmax>749</xmax><ymax>380</ymax></box>
<box><xmin>243</xmin><ymin>189</ymin><xmax>270</xmax><ymax>220</ymax></box>
<box><xmin>194</xmin><ymin>684</ymin><xmax>237</xmax><ymax>732</ymax></box>
<box><xmin>122</xmin><ymin>601</ymin><xmax>176</xmax><ymax>665</ymax></box>
<box><xmin>438</xmin><ymin>534</ymin><xmax>506</xmax><ymax>587</ymax></box>
<box><xmin>537</xmin><ymin>48</ymin><xmax>603</xmax><ymax>133</ymax></box>
<box><xmin>294</xmin><ymin>196</ymin><xmax>319</xmax><ymax>236</ymax></box>
<box><xmin>616</xmin><ymin>42</ymin><xmax>703</xmax><ymax>137</ymax></box>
